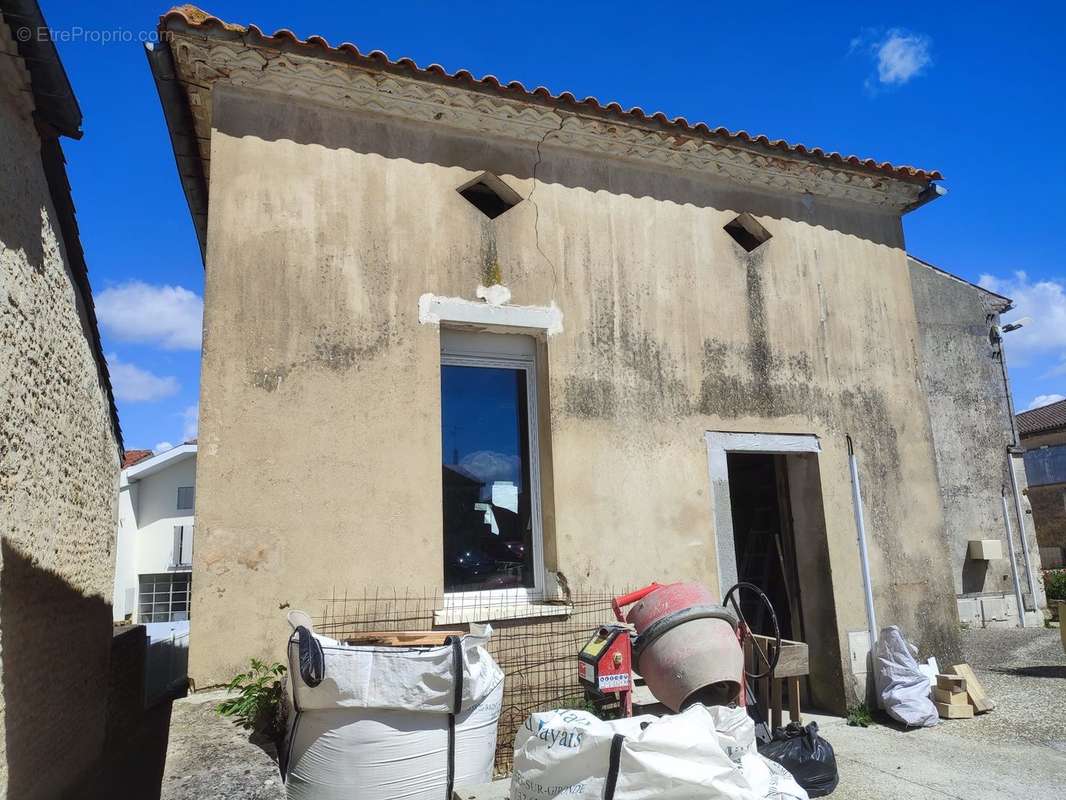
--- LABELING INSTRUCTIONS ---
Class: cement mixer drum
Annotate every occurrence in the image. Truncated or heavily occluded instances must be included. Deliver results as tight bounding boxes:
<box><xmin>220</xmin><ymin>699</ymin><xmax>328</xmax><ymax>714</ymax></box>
<box><xmin>625</xmin><ymin>582</ymin><xmax>742</xmax><ymax>712</ymax></box>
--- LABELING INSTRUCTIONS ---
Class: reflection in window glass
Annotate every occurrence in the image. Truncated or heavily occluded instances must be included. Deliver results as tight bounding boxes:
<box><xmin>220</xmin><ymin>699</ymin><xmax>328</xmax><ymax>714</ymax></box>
<box><xmin>441</xmin><ymin>364</ymin><xmax>533</xmax><ymax>592</ymax></box>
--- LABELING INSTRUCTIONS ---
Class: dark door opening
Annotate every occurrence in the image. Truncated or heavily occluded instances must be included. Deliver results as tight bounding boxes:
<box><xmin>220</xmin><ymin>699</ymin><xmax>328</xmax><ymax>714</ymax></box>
<box><xmin>726</xmin><ymin>453</ymin><xmax>802</xmax><ymax>643</ymax></box>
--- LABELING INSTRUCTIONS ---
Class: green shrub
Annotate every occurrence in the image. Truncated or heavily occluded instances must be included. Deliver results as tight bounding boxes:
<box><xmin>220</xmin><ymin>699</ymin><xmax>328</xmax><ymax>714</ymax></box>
<box><xmin>1044</xmin><ymin>569</ymin><xmax>1066</xmax><ymax>601</ymax></box>
<box><xmin>846</xmin><ymin>703</ymin><xmax>872</xmax><ymax>727</ymax></box>
<box><xmin>217</xmin><ymin>658</ymin><xmax>287</xmax><ymax>733</ymax></box>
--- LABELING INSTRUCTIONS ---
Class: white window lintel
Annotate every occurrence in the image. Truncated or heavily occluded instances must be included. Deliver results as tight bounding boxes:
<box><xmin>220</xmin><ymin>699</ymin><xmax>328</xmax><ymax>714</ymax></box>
<box><xmin>419</xmin><ymin>293</ymin><xmax>563</xmax><ymax>335</ymax></box>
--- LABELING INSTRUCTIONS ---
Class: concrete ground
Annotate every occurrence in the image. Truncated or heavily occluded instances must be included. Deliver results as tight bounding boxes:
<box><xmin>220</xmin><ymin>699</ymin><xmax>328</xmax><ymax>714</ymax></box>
<box><xmin>459</xmin><ymin>626</ymin><xmax>1066</xmax><ymax>800</ymax></box>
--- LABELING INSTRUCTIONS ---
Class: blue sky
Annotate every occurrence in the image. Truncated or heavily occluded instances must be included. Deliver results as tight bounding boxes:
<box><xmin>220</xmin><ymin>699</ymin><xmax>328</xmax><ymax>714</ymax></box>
<box><xmin>42</xmin><ymin>1</ymin><xmax>1065</xmax><ymax>449</ymax></box>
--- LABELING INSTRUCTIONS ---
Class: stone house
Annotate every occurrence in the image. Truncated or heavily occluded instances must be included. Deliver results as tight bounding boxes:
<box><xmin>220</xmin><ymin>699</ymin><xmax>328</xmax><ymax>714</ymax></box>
<box><xmin>151</xmin><ymin>7</ymin><xmax>1021</xmax><ymax>710</ymax></box>
<box><xmin>0</xmin><ymin>1</ymin><xmax>122</xmax><ymax>796</ymax></box>
<box><xmin>1017</xmin><ymin>399</ymin><xmax>1066</xmax><ymax>568</ymax></box>
<box><xmin>910</xmin><ymin>256</ymin><xmax>1045</xmax><ymax>627</ymax></box>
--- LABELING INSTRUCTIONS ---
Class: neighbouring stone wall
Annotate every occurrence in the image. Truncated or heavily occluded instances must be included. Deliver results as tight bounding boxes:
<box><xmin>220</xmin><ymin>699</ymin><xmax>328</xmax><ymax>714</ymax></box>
<box><xmin>908</xmin><ymin>259</ymin><xmax>1035</xmax><ymax>601</ymax></box>
<box><xmin>0</xmin><ymin>20</ymin><xmax>120</xmax><ymax>799</ymax></box>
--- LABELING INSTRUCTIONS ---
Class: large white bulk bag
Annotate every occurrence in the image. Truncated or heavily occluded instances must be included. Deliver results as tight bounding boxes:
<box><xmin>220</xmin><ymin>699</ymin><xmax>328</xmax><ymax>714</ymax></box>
<box><xmin>512</xmin><ymin>704</ymin><xmax>807</xmax><ymax>800</ymax></box>
<box><xmin>282</xmin><ymin>620</ymin><xmax>504</xmax><ymax>800</ymax></box>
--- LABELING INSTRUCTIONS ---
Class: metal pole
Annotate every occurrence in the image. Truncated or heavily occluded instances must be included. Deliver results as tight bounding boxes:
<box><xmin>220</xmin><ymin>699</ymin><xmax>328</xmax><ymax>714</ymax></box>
<box><xmin>1001</xmin><ymin>488</ymin><xmax>1027</xmax><ymax>628</ymax></box>
<box><xmin>1007</xmin><ymin>452</ymin><xmax>1038</xmax><ymax>612</ymax></box>
<box><xmin>995</xmin><ymin>323</ymin><xmax>1038</xmax><ymax>618</ymax></box>
<box><xmin>847</xmin><ymin>436</ymin><xmax>878</xmax><ymax>647</ymax></box>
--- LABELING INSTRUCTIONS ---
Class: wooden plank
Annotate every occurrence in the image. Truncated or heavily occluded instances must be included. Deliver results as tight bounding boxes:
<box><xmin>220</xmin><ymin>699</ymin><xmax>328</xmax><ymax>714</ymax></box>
<box><xmin>758</xmin><ymin>643</ymin><xmax>771</xmax><ymax>723</ymax></box>
<box><xmin>933</xmin><ymin>687</ymin><xmax>968</xmax><ymax>706</ymax></box>
<box><xmin>936</xmin><ymin>673</ymin><xmax>966</xmax><ymax>692</ymax></box>
<box><xmin>951</xmin><ymin>663</ymin><xmax>994</xmax><ymax>713</ymax></box>
<box><xmin>936</xmin><ymin>701</ymin><xmax>974</xmax><ymax>719</ymax></box>
<box><xmin>343</xmin><ymin>630</ymin><xmax>463</xmax><ymax>646</ymax></box>
<box><xmin>751</xmin><ymin>634</ymin><xmax>809</xmax><ymax>678</ymax></box>
<box><xmin>771</xmin><ymin>673</ymin><xmax>783</xmax><ymax>730</ymax></box>
<box><xmin>788</xmin><ymin>675</ymin><xmax>801</xmax><ymax>723</ymax></box>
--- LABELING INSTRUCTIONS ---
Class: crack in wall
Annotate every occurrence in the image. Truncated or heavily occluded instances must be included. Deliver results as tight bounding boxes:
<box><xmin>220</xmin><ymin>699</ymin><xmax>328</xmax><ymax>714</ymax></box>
<box><xmin>527</xmin><ymin>115</ymin><xmax>569</xmax><ymax>294</ymax></box>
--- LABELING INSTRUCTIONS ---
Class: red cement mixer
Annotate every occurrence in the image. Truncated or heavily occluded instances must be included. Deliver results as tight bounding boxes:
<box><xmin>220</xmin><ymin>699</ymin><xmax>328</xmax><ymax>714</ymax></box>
<box><xmin>577</xmin><ymin>581</ymin><xmax>780</xmax><ymax>717</ymax></box>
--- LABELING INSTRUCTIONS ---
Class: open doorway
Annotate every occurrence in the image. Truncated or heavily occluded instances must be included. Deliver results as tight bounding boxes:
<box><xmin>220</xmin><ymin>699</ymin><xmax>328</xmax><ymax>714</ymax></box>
<box><xmin>727</xmin><ymin>453</ymin><xmax>802</xmax><ymax>643</ymax></box>
<box><xmin>706</xmin><ymin>432</ymin><xmax>846</xmax><ymax>712</ymax></box>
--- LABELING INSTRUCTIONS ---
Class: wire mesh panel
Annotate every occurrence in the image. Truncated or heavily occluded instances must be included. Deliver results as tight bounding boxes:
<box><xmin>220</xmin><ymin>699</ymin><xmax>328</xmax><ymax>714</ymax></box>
<box><xmin>313</xmin><ymin>588</ymin><xmax>623</xmax><ymax>775</ymax></box>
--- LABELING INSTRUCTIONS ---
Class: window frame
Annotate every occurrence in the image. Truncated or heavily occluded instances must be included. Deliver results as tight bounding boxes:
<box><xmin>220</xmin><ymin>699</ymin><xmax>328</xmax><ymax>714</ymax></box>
<box><xmin>137</xmin><ymin>572</ymin><xmax>192</xmax><ymax>623</ymax></box>
<box><xmin>440</xmin><ymin>334</ymin><xmax>546</xmax><ymax>606</ymax></box>
<box><xmin>176</xmin><ymin>485</ymin><xmax>195</xmax><ymax>511</ymax></box>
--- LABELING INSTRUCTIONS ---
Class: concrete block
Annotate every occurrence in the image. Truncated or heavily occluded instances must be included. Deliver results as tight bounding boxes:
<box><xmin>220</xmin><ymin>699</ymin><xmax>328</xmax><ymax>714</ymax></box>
<box><xmin>936</xmin><ymin>701</ymin><xmax>974</xmax><ymax>719</ymax></box>
<box><xmin>967</xmin><ymin>539</ymin><xmax>1003</xmax><ymax>560</ymax></box>
<box><xmin>934</xmin><ymin>687</ymin><xmax>968</xmax><ymax>705</ymax></box>
<box><xmin>956</xmin><ymin>597</ymin><xmax>982</xmax><ymax>627</ymax></box>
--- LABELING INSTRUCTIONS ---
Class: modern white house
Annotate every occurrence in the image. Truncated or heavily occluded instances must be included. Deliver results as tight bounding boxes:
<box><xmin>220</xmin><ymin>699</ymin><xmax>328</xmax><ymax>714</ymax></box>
<box><xmin>113</xmin><ymin>443</ymin><xmax>197</xmax><ymax>642</ymax></box>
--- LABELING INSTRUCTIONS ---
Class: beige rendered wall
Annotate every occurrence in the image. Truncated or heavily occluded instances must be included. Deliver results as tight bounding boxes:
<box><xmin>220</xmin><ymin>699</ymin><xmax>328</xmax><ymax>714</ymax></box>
<box><xmin>191</xmin><ymin>84</ymin><xmax>958</xmax><ymax>704</ymax></box>
<box><xmin>0</xmin><ymin>27</ymin><xmax>119</xmax><ymax>800</ymax></box>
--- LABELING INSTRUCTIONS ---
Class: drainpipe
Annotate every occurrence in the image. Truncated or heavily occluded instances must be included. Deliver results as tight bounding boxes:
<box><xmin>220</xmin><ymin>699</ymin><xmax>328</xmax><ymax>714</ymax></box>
<box><xmin>995</xmin><ymin>319</ymin><xmax>1038</xmax><ymax>613</ymax></box>
<box><xmin>846</xmin><ymin>435</ymin><xmax>878</xmax><ymax>648</ymax></box>
<box><xmin>1001</xmin><ymin>487</ymin><xmax>1027</xmax><ymax>628</ymax></box>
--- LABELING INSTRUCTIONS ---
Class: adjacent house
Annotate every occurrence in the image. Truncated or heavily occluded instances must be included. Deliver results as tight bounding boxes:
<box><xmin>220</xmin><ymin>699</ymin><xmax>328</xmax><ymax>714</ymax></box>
<box><xmin>113</xmin><ymin>442</ymin><xmax>197</xmax><ymax>642</ymax></box>
<box><xmin>150</xmin><ymin>7</ymin><xmax>1031</xmax><ymax>710</ymax></box>
<box><xmin>1017</xmin><ymin>399</ymin><xmax>1066</xmax><ymax>568</ymax></box>
<box><xmin>910</xmin><ymin>256</ymin><xmax>1044</xmax><ymax>627</ymax></box>
<box><xmin>0</xmin><ymin>1</ymin><xmax>122</xmax><ymax>795</ymax></box>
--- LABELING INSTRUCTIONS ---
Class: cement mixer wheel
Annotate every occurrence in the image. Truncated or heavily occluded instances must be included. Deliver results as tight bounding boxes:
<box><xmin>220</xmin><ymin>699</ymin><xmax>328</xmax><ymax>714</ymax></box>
<box><xmin>723</xmin><ymin>581</ymin><xmax>781</xmax><ymax>680</ymax></box>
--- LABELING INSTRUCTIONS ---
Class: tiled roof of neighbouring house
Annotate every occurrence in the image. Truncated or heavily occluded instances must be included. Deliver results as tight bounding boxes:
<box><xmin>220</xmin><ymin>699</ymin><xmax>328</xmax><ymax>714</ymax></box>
<box><xmin>1017</xmin><ymin>399</ymin><xmax>1066</xmax><ymax>437</ymax></box>
<box><xmin>158</xmin><ymin>5</ymin><xmax>943</xmax><ymax>184</ymax></box>
<box><xmin>121</xmin><ymin>449</ymin><xmax>154</xmax><ymax>468</ymax></box>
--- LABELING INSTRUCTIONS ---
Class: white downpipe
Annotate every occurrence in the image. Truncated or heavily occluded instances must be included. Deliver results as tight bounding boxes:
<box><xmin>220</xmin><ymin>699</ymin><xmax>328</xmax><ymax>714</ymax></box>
<box><xmin>846</xmin><ymin>436</ymin><xmax>878</xmax><ymax>647</ymax></box>
<box><xmin>1001</xmin><ymin>488</ymin><xmax>1027</xmax><ymax>628</ymax></box>
<box><xmin>1006</xmin><ymin>453</ymin><xmax>1038</xmax><ymax>610</ymax></box>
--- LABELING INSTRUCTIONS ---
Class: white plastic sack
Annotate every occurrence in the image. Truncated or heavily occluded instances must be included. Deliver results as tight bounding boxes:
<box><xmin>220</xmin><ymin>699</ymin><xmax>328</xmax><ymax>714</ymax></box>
<box><xmin>873</xmin><ymin>626</ymin><xmax>939</xmax><ymax>727</ymax></box>
<box><xmin>287</xmin><ymin>624</ymin><xmax>502</xmax><ymax>713</ymax></box>
<box><xmin>285</xmin><ymin>680</ymin><xmax>503</xmax><ymax>800</ymax></box>
<box><xmin>512</xmin><ymin>704</ymin><xmax>807</xmax><ymax>800</ymax></box>
<box><xmin>283</xmin><ymin>620</ymin><xmax>504</xmax><ymax>800</ymax></box>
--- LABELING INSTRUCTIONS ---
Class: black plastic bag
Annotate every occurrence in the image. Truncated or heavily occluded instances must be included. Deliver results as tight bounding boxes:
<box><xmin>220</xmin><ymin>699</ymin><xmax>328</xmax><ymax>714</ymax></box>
<box><xmin>757</xmin><ymin>721</ymin><xmax>838</xmax><ymax>797</ymax></box>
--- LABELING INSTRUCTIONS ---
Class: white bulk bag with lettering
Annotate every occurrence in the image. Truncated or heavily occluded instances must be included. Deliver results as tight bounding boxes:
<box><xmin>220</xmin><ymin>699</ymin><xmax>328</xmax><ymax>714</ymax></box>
<box><xmin>512</xmin><ymin>704</ymin><xmax>807</xmax><ymax>800</ymax></box>
<box><xmin>282</xmin><ymin>618</ymin><xmax>503</xmax><ymax>800</ymax></box>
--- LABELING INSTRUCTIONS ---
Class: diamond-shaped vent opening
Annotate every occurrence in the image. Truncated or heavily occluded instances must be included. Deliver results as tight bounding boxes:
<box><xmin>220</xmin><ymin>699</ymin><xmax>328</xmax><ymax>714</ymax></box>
<box><xmin>724</xmin><ymin>212</ymin><xmax>772</xmax><ymax>252</ymax></box>
<box><xmin>457</xmin><ymin>173</ymin><xmax>522</xmax><ymax>219</ymax></box>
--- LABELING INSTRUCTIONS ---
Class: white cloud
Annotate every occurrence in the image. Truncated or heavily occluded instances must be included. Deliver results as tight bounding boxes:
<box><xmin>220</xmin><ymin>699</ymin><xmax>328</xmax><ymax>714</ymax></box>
<box><xmin>96</xmin><ymin>281</ymin><xmax>203</xmax><ymax>350</ymax></box>
<box><xmin>153</xmin><ymin>441</ymin><xmax>174</xmax><ymax>454</ymax></box>
<box><xmin>107</xmin><ymin>353</ymin><xmax>180</xmax><ymax>403</ymax></box>
<box><xmin>1026</xmin><ymin>394</ymin><xmax>1065</xmax><ymax>411</ymax></box>
<box><xmin>978</xmin><ymin>271</ymin><xmax>1066</xmax><ymax>368</ymax></box>
<box><xmin>876</xmin><ymin>31</ymin><xmax>932</xmax><ymax>85</ymax></box>
<box><xmin>852</xmin><ymin>28</ymin><xmax>932</xmax><ymax>91</ymax></box>
<box><xmin>181</xmin><ymin>404</ymin><xmax>199</xmax><ymax>442</ymax></box>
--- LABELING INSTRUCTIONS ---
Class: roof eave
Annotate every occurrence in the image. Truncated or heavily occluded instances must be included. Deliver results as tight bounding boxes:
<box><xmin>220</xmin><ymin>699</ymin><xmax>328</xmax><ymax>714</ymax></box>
<box><xmin>146</xmin><ymin>40</ymin><xmax>208</xmax><ymax>264</ymax></box>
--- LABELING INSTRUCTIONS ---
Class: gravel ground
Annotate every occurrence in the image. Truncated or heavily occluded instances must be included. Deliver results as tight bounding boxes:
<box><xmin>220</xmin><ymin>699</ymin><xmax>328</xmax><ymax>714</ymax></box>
<box><xmin>813</xmin><ymin>624</ymin><xmax>1066</xmax><ymax>800</ymax></box>
<box><xmin>952</xmin><ymin>625</ymin><xmax>1066</xmax><ymax>750</ymax></box>
<box><xmin>161</xmin><ymin>689</ymin><xmax>285</xmax><ymax>800</ymax></box>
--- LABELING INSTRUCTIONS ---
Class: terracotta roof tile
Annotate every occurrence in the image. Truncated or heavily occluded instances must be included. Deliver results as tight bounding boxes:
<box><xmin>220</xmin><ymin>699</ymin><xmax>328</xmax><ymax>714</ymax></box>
<box><xmin>159</xmin><ymin>5</ymin><xmax>943</xmax><ymax>184</ymax></box>
<box><xmin>1017</xmin><ymin>399</ymin><xmax>1066</xmax><ymax>438</ymax></box>
<box><xmin>121</xmin><ymin>449</ymin><xmax>153</xmax><ymax>468</ymax></box>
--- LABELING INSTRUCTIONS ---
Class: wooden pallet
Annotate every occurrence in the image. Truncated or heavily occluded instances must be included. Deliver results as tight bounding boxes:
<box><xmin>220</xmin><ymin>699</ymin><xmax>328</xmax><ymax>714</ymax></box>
<box><xmin>342</xmin><ymin>630</ymin><xmax>464</xmax><ymax>646</ymax></box>
<box><xmin>745</xmin><ymin>634</ymin><xmax>810</xmax><ymax>729</ymax></box>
